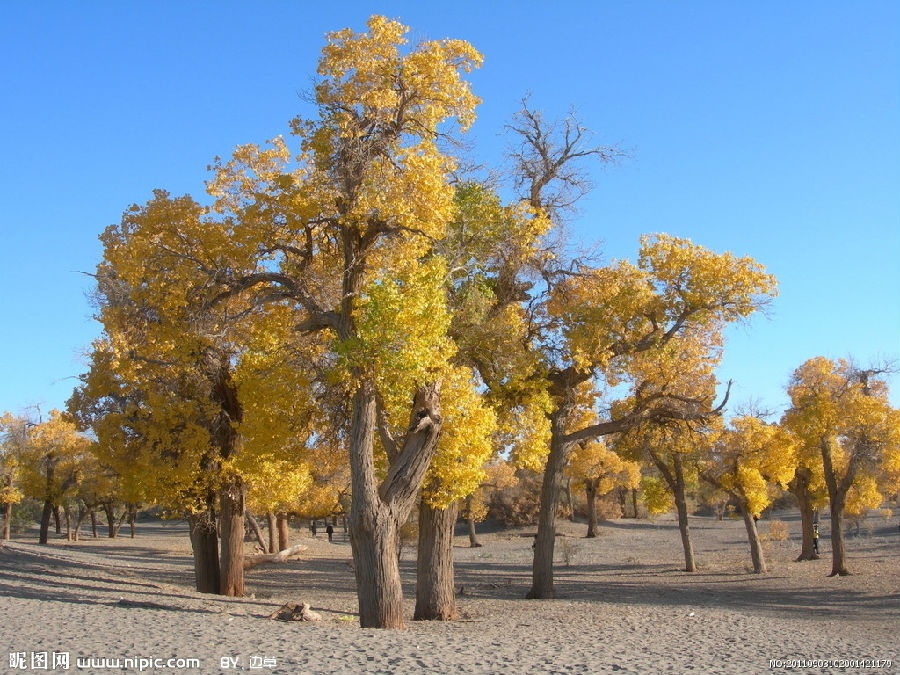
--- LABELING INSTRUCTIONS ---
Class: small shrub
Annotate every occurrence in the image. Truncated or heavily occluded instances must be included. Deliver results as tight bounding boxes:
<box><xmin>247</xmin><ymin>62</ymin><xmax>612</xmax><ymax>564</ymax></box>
<box><xmin>764</xmin><ymin>519</ymin><xmax>789</xmax><ymax>542</ymax></box>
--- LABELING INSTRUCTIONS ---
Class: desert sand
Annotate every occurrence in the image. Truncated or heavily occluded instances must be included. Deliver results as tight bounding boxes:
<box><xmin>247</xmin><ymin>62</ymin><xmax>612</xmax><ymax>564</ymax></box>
<box><xmin>1</xmin><ymin>512</ymin><xmax>897</xmax><ymax>674</ymax></box>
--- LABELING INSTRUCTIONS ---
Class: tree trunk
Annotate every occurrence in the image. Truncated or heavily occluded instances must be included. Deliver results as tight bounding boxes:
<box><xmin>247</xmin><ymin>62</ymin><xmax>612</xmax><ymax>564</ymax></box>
<box><xmin>2</xmin><ymin>501</ymin><xmax>10</xmax><ymax>540</ymax></box>
<box><xmin>820</xmin><ymin>440</ymin><xmax>851</xmax><ymax>576</ymax></box>
<box><xmin>277</xmin><ymin>513</ymin><xmax>290</xmax><ymax>552</ymax></box>
<box><xmin>128</xmin><ymin>505</ymin><xmax>136</xmax><ymax>538</ymax></box>
<box><xmin>828</xmin><ymin>505</ymin><xmax>850</xmax><ymax>576</ymax></box>
<box><xmin>266</xmin><ymin>511</ymin><xmax>277</xmax><ymax>553</ymax></box>
<box><xmin>52</xmin><ymin>505</ymin><xmax>61</xmax><ymax>534</ymax></box>
<box><xmin>741</xmin><ymin>505</ymin><xmax>767</xmax><ymax>573</ymax></box>
<box><xmin>631</xmin><ymin>488</ymin><xmax>639</xmax><ymax>519</ymax></box>
<box><xmin>39</xmin><ymin>498</ymin><xmax>53</xmax><ymax>544</ymax></box>
<box><xmin>246</xmin><ymin>512</ymin><xmax>268</xmax><ymax>553</ymax></box>
<box><xmin>348</xmin><ymin>382</ymin><xmax>443</xmax><ymax>628</ymax></box>
<box><xmin>793</xmin><ymin>469</ymin><xmax>820</xmax><ymax>561</ymax></box>
<box><xmin>463</xmin><ymin>495</ymin><xmax>481</xmax><ymax>547</ymax></box>
<box><xmin>219</xmin><ymin>477</ymin><xmax>245</xmax><ymax>597</ymax></box>
<box><xmin>672</xmin><ymin>454</ymin><xmax>697</xmax><ymax>573</ymax></box>
<box><xmin>350</xmin><ymin>503</ymin><xmax>405</xmax><ymax>628</ymax></box>
<box><xmin>63</xmin><ymin>505</ymin><xmax>73</xmax><ymax>540</ymax></box>
<box><xmin>585</xmin><ymin>480</ymin><xmax>598</xmax><ymax>538</ymax></box>
<box><xmin>103</xmin><ymin>503</ymin><xmax>117</xmax><ymax>538</ymax></box>
<box><xmin>564</xmin><ymin>478</ymin><xmax>576</xmax><ymax>522</ymax></box>
<box><xmin>414</xmin><ymin>500</ymin><xmax>459</xmax><ymax>621</ymax></box>
<box><xmin>73</xmin><ymin>505</ymin><xmax>91</xmax><ymax>542</ymax></box>
<box><xmin>90</xmin><ymin>509</ymin><xmax>98</xmax><ymax>538</ymax></box>
<box><xmin>528</xmin><ymin>424</ymin><xmax>571</xmax><ymax>600</ymax></box>
<box><xmin>188</xmin><ymin>510</ymin><xmax>221</xmax><ymax>594</ymax></box>
<box><xmin>2</xmin><ymin>474</ymin><xmax>12</xmax><ymax>540</ymax></box>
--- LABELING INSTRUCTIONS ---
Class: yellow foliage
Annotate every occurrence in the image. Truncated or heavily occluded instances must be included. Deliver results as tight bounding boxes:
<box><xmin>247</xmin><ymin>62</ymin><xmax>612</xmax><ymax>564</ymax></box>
<box><xmin>422</xmin><ymin>366</ymin><xmax>497</xmax><ymax>508</ymax></box>
<box><xmin>568</xmin><ymin>440</ymin><xmax>641</xmax><ymax>496</ymax></box>
<box><xmin>710</xmin><ymin>416</ymin><xmax>797</xmax><ymax>517</ymax></box>
<box><xmin>641</xmin><ymin>476</ymin><xmax>674</xmax><ymax>515</ymax></box>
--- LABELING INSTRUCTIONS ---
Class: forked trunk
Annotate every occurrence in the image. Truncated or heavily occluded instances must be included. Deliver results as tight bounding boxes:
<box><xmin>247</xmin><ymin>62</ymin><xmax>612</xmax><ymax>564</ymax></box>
<box><xmin>741</xmin><ymin>506</ymin><xmax>767</xmax><ymax>574</ymax></box>
<box><xmin>246</xmin><ymin>512</ymin><xmax>268</xmax><ymax>553</ymax></box>
<box><xmin>188</xmin><ymin>510</ymin><xmax>221</xmax><ymax>593</ymax></box>
<box><xmin>219</xmin><ymin>476</ymin><xmax>245</xmax><ymax>597</ymax></box>
<box><xmin>414</xmin><ymin>500</ymin><xmax>458</xmax><ymax>621</ymax></box>
<box><xmin>584</xmin><ymin>480</ymin><xmax>598</xmax><ymax>538</ymax></box>
<box><xmin>348</xmin><ymin>382</ymin><xmax>443</xmax><ymax>628</ymax></box>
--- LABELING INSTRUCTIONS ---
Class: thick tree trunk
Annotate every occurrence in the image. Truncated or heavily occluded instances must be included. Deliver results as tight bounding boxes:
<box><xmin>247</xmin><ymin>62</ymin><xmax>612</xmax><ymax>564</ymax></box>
<box><xmin>672</xmin><ymin>454</ymin><xmax>697</xmax><ymax>573</ymax></box>
<box><xmin>39</xmin><ymin>498</ymin><xmax>53</xmax><ymax>545</ymax></box>
<box><xmin>821</xmin><ymin>441</ymin><xmax>851</xmax><ymax>576</ymax></box>
<box><xmin>188</xmin><ymin>510</ymin><xmax>221</xmax><ymax>593</ymax></box>
<box><xmin>828</xmin><ymin>505</ymin><xmax>850</xmax><ymax>576</ymax></box>
<box><xmin>414</xmin><ymin>500</ymin><xmax>459</xmax><ymax>621</ymax></box>
<box><xmin>350</xmin><ymin>503</ymin><xmax>405</xmax><ymax>628</ymax></box>
<box><xmin>90</xmin><ymin>509</ymin><xmax>98</xmax><ymax>538</ymax></box>
<box><xmin>266</xmin><ymin>511</ymin><xmax>277</xmax><ymax>554</ymax></box>
<box><xmin>741</xmin><ymin>505</ymin><xmax>767</xmax><ymax>574</ymax></box>
<box><xmin>528</xmin><ymin>426</ymin><xmax>570</xmax><ymax>600</ymax></box>
<box><xmin>631</xmin><ymin>488</ymin><xmax>639</xmax><ymax>519</ymax></box>
<box><xmin>103</xmin><ymin>503</ymin><xmax>118</xmax><ymax>538</ymax></box>
<box><xmin>52</xmin><ymin>505</ymin><xmax>61</xmax><ymax>534</ymax></box>
<box><xmin>793</xmin><ymin>470</ymin><xmax>820</xmax><ymax>561</ymax></box>
<box><xmin>219</xmin><ymin>477</ymin><xmax>245</xmax><ymax>597</ymax></box>
<box><xmin>277</xmin><ymin>513</ymin><xmax>290</xmax><ymax>552</ymax></box>
<box><xmin>585</xmin><ymin>480</ymin><xmax>598</xmax><ymax>538</ymax></box>
<box><xmin>348</xmin><ymin>382</ymin><xmax>443</xmax><ymax>628</ymax></box>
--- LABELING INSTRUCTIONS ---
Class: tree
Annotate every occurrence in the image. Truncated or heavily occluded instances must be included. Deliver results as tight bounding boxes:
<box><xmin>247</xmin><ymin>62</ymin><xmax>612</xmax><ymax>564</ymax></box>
<box><xmin>566</xmin><ymin>436</ymin><xmax>641</xmax><ymax>537</ymax></box>
<box><xmin>702</xmin><ymin>416</ymin><xmax>797</xmax><ymax>573</ymax></box>
<box><xmin>615</xmin><ymin>418</ymin><xmax>715</xmax><ymax>571</ymax></box>
<box><xmin>14</xmin><ymin>411</ymin><xmax>90</xmax><ymax>544</ymax></box>
<box><xmin>74</xmin><ymin>190</ymin><xmax>320</xmax><ymax>595</ymax></box>
<box><xmin>0</xmin><ymin>413</ymin><xmax>27</xmax><ymax>540</ymax></box>
<box><xmin>526</xmin><ymin>235</ymin><xmax>777</xmax><ymax>598</ymax></box>
<box><xmin>413</xmin><ymin>366</ymin><xmax>496</xmax><ymax>621</ymax></box>
<box><xmin>203</xmin><ymin>16</ymin><xmax>483</xmax><ymax>627</ymax></box>
<box><xmin>784</xmin><ymin>357</ymin><xmax>900</xmax><ymax>576</ymax></box>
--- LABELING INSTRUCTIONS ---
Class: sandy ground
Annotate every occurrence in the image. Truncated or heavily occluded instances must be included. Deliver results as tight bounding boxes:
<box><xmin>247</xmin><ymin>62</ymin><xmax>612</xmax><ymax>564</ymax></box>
<box><xmin>1</xmin><ymin>512</ymin><xmax>898</xmax><ymax>675</ymax></box>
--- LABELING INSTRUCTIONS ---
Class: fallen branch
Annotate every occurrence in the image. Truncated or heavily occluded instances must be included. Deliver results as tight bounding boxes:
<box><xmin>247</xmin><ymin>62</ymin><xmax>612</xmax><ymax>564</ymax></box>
<box><xmin>243</xmin><ymin>544</ymin><xmax>307</xmax><ymax>570</ymax></box>
<box><xmin>268</xmin><ymin>602</ymin><xmax>321</xmax><ymax>622</ymax></box>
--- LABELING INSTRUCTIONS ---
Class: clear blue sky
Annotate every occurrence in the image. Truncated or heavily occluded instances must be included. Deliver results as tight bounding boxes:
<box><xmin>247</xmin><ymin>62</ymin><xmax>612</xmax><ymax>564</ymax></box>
<box><xmin>2</xmin><ymin>1</ymin><xmax>898</xmax><ymax>419</ymax></box>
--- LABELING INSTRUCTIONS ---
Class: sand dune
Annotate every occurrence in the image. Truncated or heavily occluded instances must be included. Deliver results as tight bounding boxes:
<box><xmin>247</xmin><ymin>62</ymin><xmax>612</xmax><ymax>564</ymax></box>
<box><xmin>1</xmin><ymin>513</ymin><xmax>897</xmax><ymax>674</ymax></box>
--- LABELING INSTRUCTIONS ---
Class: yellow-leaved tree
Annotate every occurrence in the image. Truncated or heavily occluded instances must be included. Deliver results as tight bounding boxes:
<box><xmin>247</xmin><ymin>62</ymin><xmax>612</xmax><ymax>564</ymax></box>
<box><xmin>71</xmin><ymin>190</ymin><xmax>320</xmax><ymax>596</ymax></box>
<box><xmin>202</xmin><ymin>16</ymin><xmax>484</xmax><ymax>628</ymax></box>
<box><xmin>13</xmin><ymin>411</ymin><xmax>91</xmax><ymax>544</ymax></box>
<box><xmin>784</xmin><ymin>357</ymin><xmax>900</xmax><ymax>576</ymax></box>
<box><xmin>526</xmin><ymin>233</ymin><xmax>777</xmax><ymax>598</ymax></box>
<box><xmin>566</xmin><ymin>434</ymin><xmax>641</xmax><ymax>538</ymax></box>
<box><xmin>701</xmin><ymin>416</ymin><xmax>797</xmax><ymax>573</ymax></box>
<box><xmin>0</xmin><ymin>413</ymin><xmax>27</xmax><ymax>540</ymax></box>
